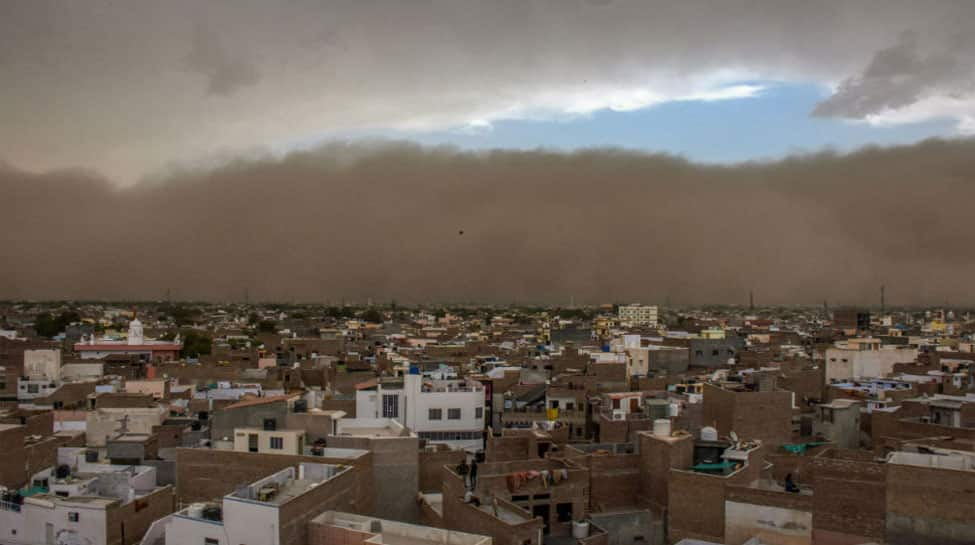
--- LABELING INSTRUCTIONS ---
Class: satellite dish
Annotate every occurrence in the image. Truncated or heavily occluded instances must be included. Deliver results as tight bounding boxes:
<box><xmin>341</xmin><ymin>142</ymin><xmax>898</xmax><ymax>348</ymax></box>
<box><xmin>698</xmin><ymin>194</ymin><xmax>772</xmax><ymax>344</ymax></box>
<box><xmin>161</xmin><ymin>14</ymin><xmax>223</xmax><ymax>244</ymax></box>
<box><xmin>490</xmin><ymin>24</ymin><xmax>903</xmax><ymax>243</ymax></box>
<box><xmin>729</xmin><ymin>430</ymin><xmax>739</xmax><ymax>443</ymax></box>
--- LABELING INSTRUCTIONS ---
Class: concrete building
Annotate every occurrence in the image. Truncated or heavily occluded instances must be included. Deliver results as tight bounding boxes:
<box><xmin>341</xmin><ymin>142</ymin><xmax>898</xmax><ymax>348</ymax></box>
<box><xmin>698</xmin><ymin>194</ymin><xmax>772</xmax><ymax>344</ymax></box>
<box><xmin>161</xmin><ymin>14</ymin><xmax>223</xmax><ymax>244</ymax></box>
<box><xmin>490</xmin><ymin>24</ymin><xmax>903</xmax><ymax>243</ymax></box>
<box><xmin>702</xmin><ymin>383</ymin><xmax>794</xmax><ymax>450</ymax></box>
<box><xmin>355</xmin><ymin>367</ymin><xmax>486</xmax><ymax>450</ymax></box>
<box><xmin>85</xmin><ymin>406</ymin><xmax>168</xmax><ymax>447</ymax></box>
<box><xmin>73</xmin><ymin>319</ymin><xmax>182</xmax><ymax>361</ymax></box>
<box><xmin>824</xmin><ymin>338</ymin><xmax>919</xmax><ymax>382</ymax></box>
<box><xmin>210</xmin><ymin>395</ymin><xmax>295</xmax><ymax>444</ymax></box>
<box><xmin>233</xmin><ymin>427</ymin><xmax>305</xmax><ymax>455</ymax></box>
<box><xmin>150</xmin><ymin>463</ymin><xmax>357</xmax><ymax>545</ymax></box>
<box><xmin>0</xmin><ymin>447</ymin><xmax>174</xmax><ymax>545</ymax></box>
<box><xmin>689</xmin><ymin>338</ymin><xmax>745</xmax><ymax>369</ymax></box>
<box><xmin>23</xmin><ymin>349</ymin><xmax>62</xmax><ymax>381</ymax></box>
<box><xmin>812</xmin><ymin>399</ymin><xmax>861</xmax><ymax>449</ymax></box>
<box><xmin>617</xmin><ymin>305</ymin><xmax>658</xmax><ymax>327</ymax></box>
<box><xmin>329</xmin><ymin>418</ymin><xmax>421</xmax><ymax>523</ymax></box>
<box><xmin>624</xmin><ymin>345</ymin><xmax>689</xmax><ymax>376</ymax></box>
<box><xmin>308</xmin><ymin>511</ymin><xmax>491</xmax><ymax>545</ymax></box>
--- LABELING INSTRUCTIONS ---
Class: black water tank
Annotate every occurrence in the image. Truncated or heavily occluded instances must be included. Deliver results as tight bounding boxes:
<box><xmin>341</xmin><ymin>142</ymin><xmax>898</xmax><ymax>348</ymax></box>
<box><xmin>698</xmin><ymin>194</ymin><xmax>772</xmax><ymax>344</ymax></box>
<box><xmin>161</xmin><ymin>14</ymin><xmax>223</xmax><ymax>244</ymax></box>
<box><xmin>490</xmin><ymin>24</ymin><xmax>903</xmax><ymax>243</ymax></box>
<box><xmin>85</xmin><ymin>450</ymin><xmax>99</xmax><ymax>463</ymax></box>
<box><xmin>55</xmin><ymin>465</ymin><xmax>71</xmax><ymax>479</ymax></box>
<box><xmin>293</xmin><ymin>399</ymin><xmax>307</xmax><ymax>413</ymax></box>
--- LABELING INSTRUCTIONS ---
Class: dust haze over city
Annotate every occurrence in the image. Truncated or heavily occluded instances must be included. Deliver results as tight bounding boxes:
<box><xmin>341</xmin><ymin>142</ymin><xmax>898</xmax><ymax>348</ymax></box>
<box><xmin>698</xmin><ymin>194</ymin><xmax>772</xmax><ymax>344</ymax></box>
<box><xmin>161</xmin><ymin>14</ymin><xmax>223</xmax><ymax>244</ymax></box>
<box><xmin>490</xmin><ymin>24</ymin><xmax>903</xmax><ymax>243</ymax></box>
<box><xmin>3</xmin><ymin>0</ymin><xmax>975</xmax><ymax>305</ymax></box>
<box><xmin>3</xmin><ymin>3</ymin><xmax>975</xmax><ymax>545</ymax></box>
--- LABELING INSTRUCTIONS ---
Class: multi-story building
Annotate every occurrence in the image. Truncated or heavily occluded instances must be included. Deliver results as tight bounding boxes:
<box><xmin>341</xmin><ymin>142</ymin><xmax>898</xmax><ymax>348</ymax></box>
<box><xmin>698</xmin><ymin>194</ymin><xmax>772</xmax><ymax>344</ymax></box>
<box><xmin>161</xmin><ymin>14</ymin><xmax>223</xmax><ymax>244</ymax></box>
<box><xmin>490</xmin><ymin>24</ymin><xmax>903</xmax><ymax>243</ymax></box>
<box><xmin>825</xmin><ymin>338</ymin><xmax>919</xmax><ymax>383</ymax></box>
<box><xmin>73</xmin><ymin>319</ymin><xmax>182</xmax><ymax>361</ymax></box>
<box><xmin>232</xmin><ymin>427</ymin><xmax>305</xmax><ymax>455</ymax></box>
<box><xmin>355</xmin><ymin>366</ymin><xmax>486</xmax><ymax>450</ymax></box>
<box><xmin>617</xmin><ymin>304</ymin><xmax>658</xmax><ymax>327</ymax></box>
<box><xmin>148</xmin><ymin>463</ymin><xmax>357</xmax><ymax>545</ymax></box>
<box><xmin>0</xmin><ymin>447</ymin><xmax>174</xmax><ymax>545</ymax></box>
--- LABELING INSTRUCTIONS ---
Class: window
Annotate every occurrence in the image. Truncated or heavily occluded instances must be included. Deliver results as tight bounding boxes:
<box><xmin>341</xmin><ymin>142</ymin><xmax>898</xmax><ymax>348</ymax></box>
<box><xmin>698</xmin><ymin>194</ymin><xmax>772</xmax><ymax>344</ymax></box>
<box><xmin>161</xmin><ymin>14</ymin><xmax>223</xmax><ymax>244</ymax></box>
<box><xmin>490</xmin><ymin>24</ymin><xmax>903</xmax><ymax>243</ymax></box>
<box><xmin>566</xmin><ymin>402</ymin><xmax>574</xmax><ymax>411</ymax></box>
<box><xmin>448</xmin><ymin>408</ymin><xmax>461</xmax><ymax>420</ymax></box>
<box><xmin>556</xmin><ymin>502</ymin><xmax>573</xmax><ymax>522</ymax></box>
<box><xmin>27</xmin><ymin>384</ymin><xmax>39</xmax><ymax>394</ymax></box>
<box><xmin>475</xmin><ymin>407</ymin><xmax>483</xmax><ymax>419</ymax></box>
<box><xmin>382</xmin><ymin>394</ymin><xmax>399</xmax><ymax>418</ymax></box>
<box><xmin>205</xmin><ymin>539</ymin><xmax>219</xmax><ymax>545</ymax></box>
<box><xmin>429</xmin><ymin>408</ymin><xmax>442</xmax><ymax>420</ymax></box>
<box><xmin>262</xmin><ymin>418</ymin><xmax>276</xmax><ymax>431</ymax></box>
<box><xmin>711</xmin><ymin>349</ymin><xmax>719</xmax><ymax>356</ymax></box>
<box><xmin>68</xmin><ymin>512</ymin><xmax>79</xmax><ymax>522</ymax></box>
<box><xmin>269</xmin><ymin>436</ymin><xmax>284</xmax><ymax>450</ymax></box>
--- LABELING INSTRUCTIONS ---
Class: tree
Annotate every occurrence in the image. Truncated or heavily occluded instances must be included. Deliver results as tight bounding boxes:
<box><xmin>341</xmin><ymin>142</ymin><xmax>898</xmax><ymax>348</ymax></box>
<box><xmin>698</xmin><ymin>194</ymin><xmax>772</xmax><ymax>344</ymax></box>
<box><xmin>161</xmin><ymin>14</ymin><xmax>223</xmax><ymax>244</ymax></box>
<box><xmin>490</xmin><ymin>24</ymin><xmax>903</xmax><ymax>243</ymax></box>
<box><xmin>362</xmin><ymin>309</ymin><xmax>383</xmax><ymax>323</ymax></box>
<box><xmin>34</xmin><ymin>310</ymin><xmax>81</xmax><ymax>338</ymax></box>
<box><xmin>257</xmin><ymin>320</ymin><xmax>278</xmax><ymax>333</ymax></box>
<box><xmin>180</xmin><ymin>330</ymin><xmax>212</xmax><ymax>358</ymax></box>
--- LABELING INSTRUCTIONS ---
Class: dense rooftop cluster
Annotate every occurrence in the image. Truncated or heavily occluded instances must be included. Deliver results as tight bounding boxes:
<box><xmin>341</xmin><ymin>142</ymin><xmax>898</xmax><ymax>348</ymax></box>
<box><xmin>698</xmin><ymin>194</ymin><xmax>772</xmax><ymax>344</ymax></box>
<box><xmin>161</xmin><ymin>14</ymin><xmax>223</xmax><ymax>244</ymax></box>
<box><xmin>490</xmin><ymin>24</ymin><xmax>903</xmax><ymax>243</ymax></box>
<box><xmin>1</xmin><ymin>300</ymin><xmax>974</xmax><ymax>545</ymax></box>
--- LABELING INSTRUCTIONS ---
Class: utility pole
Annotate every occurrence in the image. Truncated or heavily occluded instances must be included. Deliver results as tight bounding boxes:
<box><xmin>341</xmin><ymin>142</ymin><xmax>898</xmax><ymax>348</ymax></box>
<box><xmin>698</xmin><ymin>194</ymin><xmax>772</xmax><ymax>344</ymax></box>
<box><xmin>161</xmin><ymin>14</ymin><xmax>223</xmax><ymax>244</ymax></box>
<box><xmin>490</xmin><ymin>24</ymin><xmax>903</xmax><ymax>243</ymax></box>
<box><xmin>749</xmin><ymin>290</ymin><xmax>754</xmax><ymax>311</ymax></box>
<box><xmin>880</xmin><ymin>285</ymin><xmax>886</xmax><ymax>314</ymax></box>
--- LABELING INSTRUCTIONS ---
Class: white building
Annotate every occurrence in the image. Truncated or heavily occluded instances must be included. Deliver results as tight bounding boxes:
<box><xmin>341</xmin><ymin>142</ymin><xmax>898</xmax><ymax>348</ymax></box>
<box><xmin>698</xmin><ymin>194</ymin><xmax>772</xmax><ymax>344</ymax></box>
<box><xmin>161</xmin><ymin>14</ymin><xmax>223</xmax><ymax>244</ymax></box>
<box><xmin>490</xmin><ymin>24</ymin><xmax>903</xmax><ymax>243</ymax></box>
<box><xmin>0</xmin><ymin>448</ymin><xmax>170</xmax><ymax>545</ymax></box>
<box><xmin>73</xmin><ymin>318</ymin><xmax>182</xmax><ymax>361</ymax></box>
<box><xmin>146</xmin><ymin>463</ymin><xmax>351</xmax><ymax>545</ymax></box>
<box><xmin>24</xmin><ymin>349</ymin><xmax>62</xmax><ymax>381</ymax></box>
<box><xmin>825</xmin><ymin>338</ymin><xmax>919</xmax><ymax>382</ymax></box>
<box><xmin>617</xmin><ymin>304</ymin><xmax>659</xmax><ymax>327</ymax></box>
<box><xmin>355</xmin><ymin>366</ymin><xmax>485</xmax><ymax>450</ymax></box>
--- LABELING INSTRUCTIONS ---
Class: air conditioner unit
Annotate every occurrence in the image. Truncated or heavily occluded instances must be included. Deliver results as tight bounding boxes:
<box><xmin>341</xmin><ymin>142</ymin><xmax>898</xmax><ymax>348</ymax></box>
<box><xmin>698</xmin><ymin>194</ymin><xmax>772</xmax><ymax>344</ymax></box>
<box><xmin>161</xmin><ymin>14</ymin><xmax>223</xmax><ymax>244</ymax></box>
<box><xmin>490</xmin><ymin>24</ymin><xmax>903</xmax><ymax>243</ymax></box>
<box><xmin>612</xmin><ymin>410</ymin><xmax>625</xmax><ymax>421</ymax></box>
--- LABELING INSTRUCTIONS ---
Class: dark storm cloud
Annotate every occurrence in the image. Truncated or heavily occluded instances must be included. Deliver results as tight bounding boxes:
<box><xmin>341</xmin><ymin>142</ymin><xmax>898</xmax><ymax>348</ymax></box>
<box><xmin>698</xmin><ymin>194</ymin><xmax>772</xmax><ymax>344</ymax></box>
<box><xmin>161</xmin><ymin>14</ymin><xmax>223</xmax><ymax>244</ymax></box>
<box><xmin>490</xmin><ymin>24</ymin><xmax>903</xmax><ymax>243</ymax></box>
<box><xmin>184</xmin><ymin>25</ymin><xmax>261</xmax><ymax>96</ymax></box>
<box><xmin>813</xmin><ymin>30</ymin><xmax>975</xmax><ymax>118</ymax></box>
<box><xmin>2</xmin><ymin>0</ymin><xmax>974</xmax><ymax>181</ymax></box>
<box><xmin>3</xmin><ymin>140</ymin><xmax>975</xmax><ymax>305</ymax></box>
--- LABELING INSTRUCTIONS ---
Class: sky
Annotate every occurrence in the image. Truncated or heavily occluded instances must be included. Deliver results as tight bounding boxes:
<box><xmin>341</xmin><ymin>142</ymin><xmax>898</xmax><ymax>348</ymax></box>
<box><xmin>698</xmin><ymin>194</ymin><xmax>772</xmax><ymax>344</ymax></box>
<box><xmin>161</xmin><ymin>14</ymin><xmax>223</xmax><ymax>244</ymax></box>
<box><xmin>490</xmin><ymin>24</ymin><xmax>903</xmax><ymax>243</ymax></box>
<box><xmin>2</xmin><ymin>0</ymin><xmax>975</xmax><ymax>183</ymax></box>
<box><xmin>2</xmin><ymin>0</ymin><xmax>975</xmax><ymax>304</ymax></box>
<box><xmin>335</xmin><ymin>82</ymin><xmax>958</xmax><ymax>163</ymax></box>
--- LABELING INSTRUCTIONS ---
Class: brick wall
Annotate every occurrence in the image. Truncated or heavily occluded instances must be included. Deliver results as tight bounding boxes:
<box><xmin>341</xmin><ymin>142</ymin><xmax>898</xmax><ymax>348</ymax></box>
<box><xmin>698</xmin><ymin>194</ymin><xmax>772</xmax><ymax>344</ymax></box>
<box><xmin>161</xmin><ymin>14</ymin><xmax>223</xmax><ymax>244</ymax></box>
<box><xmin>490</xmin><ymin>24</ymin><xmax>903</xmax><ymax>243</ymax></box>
<box><xmin>307</xmin><ymin>520</ymin><xmax>375</xmax><ymax>545</ymax></box>
<box><xmin>442</xmin><ymin>468</ymin><xmax>543</xmax><ymax>545</ymax></box>
<box><xmin>587</xmin><ymin>452</ymin><xmax>641</xmax><ymax>512</ymax></box>
<box><xmin>419</xmin><ymin>447</ymin><xmax>466</xmax><ymax>493</ymax></box>
<box><xmin>0</xmin><ymin>424</ymin><xmax>26</xmax><ymax>487</ymax></box>
<box><xmin>810</xmin><ymin>450</ymin><xmax>886</xmax><ymax>544</ymax></box>
<box><xmin>279</xmin><ymin>467</ymin><xmax>361</xmax><ymax>545</ymax></box>
<box><xmin>175</xmin><ymin>447</ymin><xmax>373</xmax><ymax>514</ymax></box>
<box><xmin>885</xmin><ymin>462</ymin><xmax>975</xmax><ymax>545</ymax></box>
<box><xmin>667</xmin><ymin>470</ymin><xmax>726</xmax><ymax>543</ymax></box>
<box><xmin>638</xmin><ymin>432</ymin><xmax>693</xmax><ymax>511</ymax></box>
<box><xmin>105</xmin><ymin>485</ymin><xmax>176</xmax><ymax>545</ymax></box>
<box><xmin>702</xmin><ymin>384</ymin><xmax>793</xmax><ymax>449</ymax></box>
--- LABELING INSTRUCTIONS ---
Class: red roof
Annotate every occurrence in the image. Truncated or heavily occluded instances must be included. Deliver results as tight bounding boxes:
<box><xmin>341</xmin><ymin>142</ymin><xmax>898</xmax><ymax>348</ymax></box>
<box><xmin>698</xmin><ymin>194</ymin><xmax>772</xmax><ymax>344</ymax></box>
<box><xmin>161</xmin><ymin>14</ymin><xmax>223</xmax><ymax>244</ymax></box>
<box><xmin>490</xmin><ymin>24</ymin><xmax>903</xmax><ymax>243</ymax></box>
<box><xmin>74</xmin><ymin>343</ymin><xmax>181</xmax><ymax>351</ymax></box>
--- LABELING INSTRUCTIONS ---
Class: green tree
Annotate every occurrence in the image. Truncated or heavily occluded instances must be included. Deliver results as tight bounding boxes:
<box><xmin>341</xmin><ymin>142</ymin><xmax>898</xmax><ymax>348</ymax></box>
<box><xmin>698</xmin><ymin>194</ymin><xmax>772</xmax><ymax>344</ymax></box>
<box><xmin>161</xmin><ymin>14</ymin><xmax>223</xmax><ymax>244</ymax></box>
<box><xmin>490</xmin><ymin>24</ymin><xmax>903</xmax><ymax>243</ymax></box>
<box><xmin>34</xmin><ymin>310</ymin><xmax>81</xmax><ymax>338</ymax></box>
<box><xmin>362</xmin><ymin>309</ymin><xmax>383</xmax><ymax>323</ymax></box>
<box><xmin>180</xmin><ymin>330</ymin><xmax>212</xmax><ymax>358</ymax></box>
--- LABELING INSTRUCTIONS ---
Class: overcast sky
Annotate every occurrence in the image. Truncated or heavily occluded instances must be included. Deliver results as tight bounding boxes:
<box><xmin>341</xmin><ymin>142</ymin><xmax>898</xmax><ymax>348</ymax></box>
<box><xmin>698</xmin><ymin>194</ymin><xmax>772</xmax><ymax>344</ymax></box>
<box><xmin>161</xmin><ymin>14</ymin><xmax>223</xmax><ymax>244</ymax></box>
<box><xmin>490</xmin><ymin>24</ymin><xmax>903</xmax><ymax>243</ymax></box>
<box><xmin>2</xmin><ymin>0</ymin><xmax>974</xmax><ymax>183</ymax></box>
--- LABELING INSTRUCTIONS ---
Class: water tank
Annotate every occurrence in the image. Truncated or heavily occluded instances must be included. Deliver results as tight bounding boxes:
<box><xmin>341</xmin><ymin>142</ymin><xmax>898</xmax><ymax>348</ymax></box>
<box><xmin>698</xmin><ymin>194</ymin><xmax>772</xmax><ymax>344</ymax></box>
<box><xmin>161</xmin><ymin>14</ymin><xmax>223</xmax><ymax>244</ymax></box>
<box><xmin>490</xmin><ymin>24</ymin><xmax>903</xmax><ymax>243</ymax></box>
<box><xmin>572</xmin><ymin>521</ymin><xmax>590</xmax><ymax>539</ymax></box>
<box><xmin>652</xmin><ymin>418</ymin><xmax>672</xmax><ymax>437</ymax></box>
<box><xmin>202</xmin><ymin>506</ymin><xmax>222</xmax><ymax>522</ymax></box>
<box><xmin>84</xmin><ymin>450</ymin><xmax>99</xmax><ymax>463</ymax></box>
<box><xmin>293</xmin><ymin>399</ymin><xmax>308</xmax><ymax>413</ymax></box>
<box><xmin>187</xmin><ymin>503</ymin><xmax>205</xmax><ymax>518</ymax></box>
<box><xmin>55</xmin><ymin>465</ymin><xmax>71</xmax><ymax>479</ymax></box>
<box><xmin>701</xmin><ymin>426</ymin><xmax>719</xmax><ymax>441</ymax></box>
